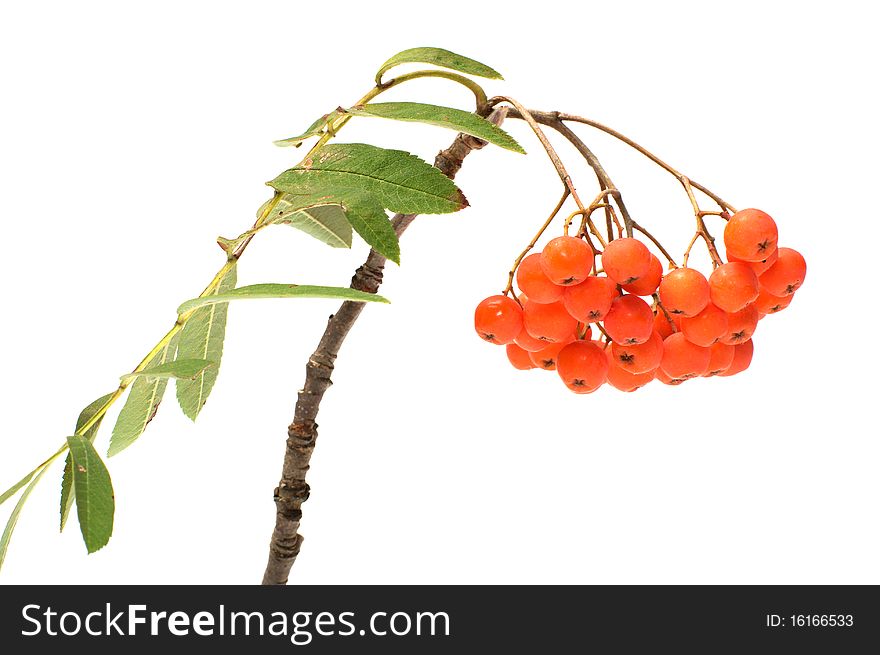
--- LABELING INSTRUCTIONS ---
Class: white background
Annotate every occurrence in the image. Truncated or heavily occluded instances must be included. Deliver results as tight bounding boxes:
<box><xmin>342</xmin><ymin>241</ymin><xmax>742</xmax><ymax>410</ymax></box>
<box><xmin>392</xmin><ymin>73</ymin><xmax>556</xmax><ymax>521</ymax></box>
<box><xmin>1</xmin><ymin>1</ymin><xmax>878</xmax><ymax>585</ymax></box>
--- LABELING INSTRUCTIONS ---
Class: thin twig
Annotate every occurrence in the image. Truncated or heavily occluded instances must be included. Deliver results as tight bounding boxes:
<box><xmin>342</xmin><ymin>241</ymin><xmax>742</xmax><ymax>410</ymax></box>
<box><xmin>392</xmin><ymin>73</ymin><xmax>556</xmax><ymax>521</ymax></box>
<box><xmin>486</xmin><ymin>98</ymin><xmax>600</xmax><ymax>253</ymax></box>
<box><xmin>681</xmin><ymin>176</ymin><xmax>723</xmax><ymax>268</ymax></box>
<box><xmin>554</xmin><ymin>112</ymin><xmax>738</xmax><ymax>214</ymax></box>
<box><xmin>503</xmin><ymin>188</ymin><xmax>570</xmax><ymax>297</ymax></box>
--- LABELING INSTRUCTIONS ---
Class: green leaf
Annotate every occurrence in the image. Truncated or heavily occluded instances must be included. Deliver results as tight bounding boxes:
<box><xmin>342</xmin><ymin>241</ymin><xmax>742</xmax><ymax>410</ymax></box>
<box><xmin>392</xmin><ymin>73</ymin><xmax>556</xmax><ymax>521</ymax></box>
<box><xmin>376</xmin><ymin>47</ymin><xmax>502</xmax><ymax>83</ymax></box>
<box><xmin>177</xmin><ymin>284</ymin><xmax>389</xmax><ymax>314</ymax></box>
<box><xmin>61</xmin><ymin>392</ymin><xmax>114</xmax><ymax>531</ymax></box>
<box><xmin>3</xmin><ymin>443</ymin><xmax>68</xmax><ymax>508</ymax></box>
<box><xmin>1</xmin><ymin>464</ymin><xmax>52</xmax><ymax>571</ymax></box>
<box><xmin>109</xmin><ymin>336</ymin><xmax>177</xmax><ymax>457</ymax></box>
<box><xmin>346</xmin><ymin>102</ymin><xmax>524</xmax><ymax>154</ymax></box>
<box><xmin>273</xmin><ymin>110</ymin><xmax>343</xmax><ymax>147</ymax></box>
<box><xmin>337</xmin><ymin>194</ymin><xmax>400</xmax><ymax>264</ymax></box>
<box><xmin>268</xmin><ymin>143</ymin><xmax>467</xmax><ymax>215</ymax></box>
<box><xmin>262</xmin><ymin>191</ymin><xmax>396</xmax><ymax>261</ymax></box>
<box><xmin>121</xmin><ymin>358</ymin><xmax>215</xmax><ymax>382</ymax></box>
<box><xmin>66</xmin><ymin>435</ymin><xmax>115</xmax><ymax>554</ymax></box>
<box><xmin>271</xmin><ymin>201</ymin><xmax>353</xmax><ymax>249</ymax></box>
<box><xmin>1</xmin><ymin>470</ymin><xmax>37</xmax><ymax>507</ymax></box>
<box><xmin>175</xmin><ymin>263</ymin><xmax>237</xmax><ymax>421</ymax></box>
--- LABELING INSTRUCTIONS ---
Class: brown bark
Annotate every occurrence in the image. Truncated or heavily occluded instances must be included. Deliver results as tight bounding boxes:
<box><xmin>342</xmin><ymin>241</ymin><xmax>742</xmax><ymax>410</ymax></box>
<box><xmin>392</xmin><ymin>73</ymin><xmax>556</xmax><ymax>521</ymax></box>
<box><xmin>261</xmin><ymin>108</ymin><xmax>506</xmax><ymax>585</ymax></box>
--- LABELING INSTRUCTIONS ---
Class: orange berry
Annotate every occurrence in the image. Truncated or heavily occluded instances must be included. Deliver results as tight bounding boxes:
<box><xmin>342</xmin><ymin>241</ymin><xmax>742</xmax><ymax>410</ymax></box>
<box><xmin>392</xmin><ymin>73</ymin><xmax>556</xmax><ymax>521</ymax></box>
<box><xmin>540</xmin><ymin>236</ymin><xmax>594</xmax><ymax>286</ymax></box>
<box><xmin>658</xmin><ymin>267</ymin><xmax>710</xmax><ymax>317</ymax></box>
<box><xmin>708</xmin><ymin>262</ymin><xmax>759</xmax><ymax>312</ymax></box>
<box><xmin>655</xmin><ymin>367</ymin><xmax>686</xmax><ymax>386</ymax></box>
<box><xmin>514</xmin><ymin>327</ymin><xmax>547</xmax><ymax>352</ymax></box>
<box><xmin>680</xmin><ymin>302</ymin><xmax>728</xmax><ymax>347</ymax></box>
<box><xmin>652</xmin><ymin>309</ymin><xmax>681</xmax><ymax>340</ymax></box>
<box><xmin>474</xmin><ymin>295</ymin><xmax>523</xmax><ymax>344</ymax></box>
<box><xmin>562</xmin><ymin>275</ymin><xmax>617</xmax><ymax>322</ymax></box>
<box><xmin>516</xmin><ymin>253</ymin><xmax>564</xmax><ymax>303</ymax></box>
<box><xmin>728</xmin><ymin>249</ymin><xmax>778</xmax><ymax>276</ymax></box>
<box><xmin>528</xmin><ymin>340</ymin><xmax>570</xmax><ymax>370</ymax></box>
<box><xmin>603</xmin><ymin>294</ymin><xmax>654</xmax><ymax>345</ymax></box>
<box><xmin>522</xmin><ymin>299</ymin><xmax>578</xmax><ymax>344</ymax></box>
<box><xmin>723</xmin><ymin>208</ymin><xmax>778</xmax><ymax>262</ymax></box>
<box><xmin>759</xmin><ymin>247</ymin><xmax>806</xmax><ymax>296</ymax></box>
<box><xmin>703</xmin><ymin>342</ymin><xmax>736</xmax><ymax>376</ymax></box>
<box><xmin>720</xmin><ymin>304</ymin><xmax>759</xmax><ymax>345</ymax></box>
<box><xmin>754</xmin><ymin>287</ymin><xmax>794</xmax><ymax>315</ymax></box>
<box><xmin>718</xmin><ymin>339</ymin><xmax>754</xmax><ymax>377</ymax></box>
<box><xmin>556</xmin><ymin>340</ymin><xmax>608</xmax><ymax>393</ymax></box>
<box><xmin>660</xmin><ymin>332</ymin><xmax>711</xmax><ymax>379</ymax></box>
<box><xmin>601</xmin><ymin>237</ymin><xmax>652</xmax><ymax>285</ymax></box>
<box><xmin>622</xmin><ymin>254</ymin><xmax>663</xmax><ymax>296</ymax></box>
<box><xmin>610</xmin><ymin>330</ymin><xmax>664</xmax><ymax>374</ymax></box>
<box><xmin>506</xmin><ymin>343</ymin><xmax>536</xmax><ymax>370</ymax></box>
<box><xmin>605</xmin><ymin>349</ymin><xmax>655</xmax><ymax>392</ymax></box>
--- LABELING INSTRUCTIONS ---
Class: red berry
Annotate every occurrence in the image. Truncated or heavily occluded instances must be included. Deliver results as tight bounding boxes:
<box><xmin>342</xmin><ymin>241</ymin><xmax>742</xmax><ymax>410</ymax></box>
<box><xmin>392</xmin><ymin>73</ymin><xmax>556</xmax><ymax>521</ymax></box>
<box><xmin>514</xmin><ymin>327</ymin><xmax>547</xmax><ymax>352</ymax></box>
<box><xmin>474</xmin><ymin>295</ymin><xmax>523</xmax><ymax>344</ymax></box>
<box><xmin>754</xmin><ymin>287</ymin><xmax>794</xmax><ymax>315</ymax></box>
<box><xmin>703</xmin><ymin>342</ymin><xmax>736</xmax><ymax>376</ymax></box>
<box><xmin>680</xmin><ymin>302</ymin><xmax>728</xmax><ymax>347</ymax></box>
<box><xmin>516</xmin><ymin>253</ymin><xmax>564</xmax><ymax>303</ymax></box>
<box><xmin>601</xmin><ymin>238</ymin><xmax>652</xmax><ymax>285</ymax></box>
<box><xmin>720</xmin><ymin>304</ymin><xmax>759</xmax><ymax>345</ymax></box>
<box><xmin>660</xmin><ymin>332</ymin><xmax>711</xmax><ymax>379</ymax></box>
<box><xmin>528</xmin><ymin>341</ymin><xmax>570</xmax><ymax>370</ymax></box>
<box><xmin>759</xmin><ymin>247</ymin><xmax>806</xmax><ymax>296</ymax></box>
<box><xmin>556</xmin><ymin>340</ymin><xmax>608</xmax><ymax>393</ymax></box>
<box><xmin>728</xmin><ymin>249</ymin><xmax>778</xmax><ymax>276</ymax></box>
<box><xmin>718</xmin><ymin>339</ymin><xmax>754</xmax><ymax>377</ymax></box>
<box><xmin>602</xmin><ymin>294</ymin><xmax>654</xmax><ymax>345</ymax></box>
<box><xmin>655</xmin><ymin>367</ymin><xmax>686</xmax><ymax>386</ymax></box>
<box><xmin>658</xmin><ymin>267</ymin><xmax>710</xmax><ymax>317</ymax></box>
<box><xmin>622</xmin><ymin>255</ymin><xmax>663</xmax><ymax>296</ymax></box>
<box><xmin>708</xmin><ymin>262</ymin><xmax>760</xmax><ymax>312</ymax></box>
<box><xmin>540</xmin><ymin>236</ymin><xmax>594</xmax><ymax>286</ymax></box>
<box><xmin>506</xmin><ymin>343</ymin><xmax>536</xmax><ymax>370</ymax></box>
<box><xmin>724</xmin><ymin>208</ymin><xmax>778</xmax><ymax>262</ymax></box>
<box><xmin>610</xmin><ymin>330</ymin><xmax>664</xmax><ymax>374</ymax></box>
<box><xmin>522</xmin><ymin>299</ymin><xmax>578</xmax><ymax>344</ymax></box>
<box><xmin>653</xmin><ymin>309</ymin><xmax>681</xmax><ymax>340</ymax></box>
<box><xmin>562</xmin><ymin>275</ymin><xmax>617</xmax><ymax>322</ymax></box>
<box><xmin>605</xmin><ymin>349</ymin><xmax>655</xmax><ymax>392</ymax></box>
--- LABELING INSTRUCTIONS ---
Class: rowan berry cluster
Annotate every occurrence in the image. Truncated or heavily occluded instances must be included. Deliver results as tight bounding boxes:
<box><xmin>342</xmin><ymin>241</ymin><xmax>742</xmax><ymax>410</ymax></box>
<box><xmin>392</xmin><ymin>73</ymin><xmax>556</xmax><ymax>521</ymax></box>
<box><xmin>474</xmin><ymin>208</ymin><xmax>806</xmax><ymax>393</ymax></box>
